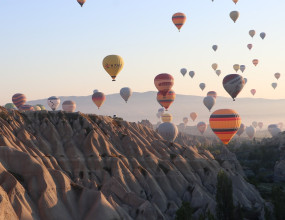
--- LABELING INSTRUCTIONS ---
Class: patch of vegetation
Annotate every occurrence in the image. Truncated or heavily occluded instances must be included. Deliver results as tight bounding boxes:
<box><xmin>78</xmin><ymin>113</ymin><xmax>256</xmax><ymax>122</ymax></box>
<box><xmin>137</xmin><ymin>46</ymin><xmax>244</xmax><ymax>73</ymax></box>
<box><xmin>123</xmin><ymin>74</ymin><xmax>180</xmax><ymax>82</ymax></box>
<box><xmin>175</xmin><ymin>202</ymin><xmax>193</xmax><ymax>220</ymax></box>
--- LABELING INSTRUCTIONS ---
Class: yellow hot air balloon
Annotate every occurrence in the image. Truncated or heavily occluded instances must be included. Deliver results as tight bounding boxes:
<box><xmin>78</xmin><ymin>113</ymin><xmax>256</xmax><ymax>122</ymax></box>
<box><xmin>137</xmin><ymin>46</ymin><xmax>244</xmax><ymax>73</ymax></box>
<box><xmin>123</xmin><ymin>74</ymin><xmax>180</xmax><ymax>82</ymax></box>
<box><xmin>161</xmin><ymin>113</ymin><xmax>173</xmax><ymax>122</ymax></box>
<box><xmin>233</xmin><ymin>64</ymin><xmax>240</xmax><ymax>72</ymax></box>
<box><xmin>212</xmin><ymin>63</ymin><xmax>218</xmax><ymax>71</ymax></box>
<box><xmin>209</xmin><ymin>109</ymin><xmax>241</xmax><ymax>145</ymax></box>
<box><xmin>103</xmin><ymin>55</ymin><xmax>124</xmax><ymax>81</ymax></box>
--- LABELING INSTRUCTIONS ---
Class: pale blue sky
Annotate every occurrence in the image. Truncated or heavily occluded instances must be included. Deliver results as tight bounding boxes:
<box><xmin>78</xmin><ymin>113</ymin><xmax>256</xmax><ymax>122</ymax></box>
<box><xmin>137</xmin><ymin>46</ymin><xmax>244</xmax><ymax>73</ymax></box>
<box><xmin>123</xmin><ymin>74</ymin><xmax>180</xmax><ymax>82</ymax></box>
<box><xmin>1</xmin><ymin>0</ymin><xmax>285</xmax><ymax>104</ymax></box>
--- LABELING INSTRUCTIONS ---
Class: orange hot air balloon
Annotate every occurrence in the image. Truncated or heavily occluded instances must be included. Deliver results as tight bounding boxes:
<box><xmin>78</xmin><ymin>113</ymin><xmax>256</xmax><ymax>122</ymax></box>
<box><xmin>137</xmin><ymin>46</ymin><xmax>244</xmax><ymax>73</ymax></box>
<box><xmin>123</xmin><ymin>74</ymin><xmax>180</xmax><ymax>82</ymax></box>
<box><xmin>252</xmin><ymin>59</ymin><xmax>259</xmax><ymax>66</ymax></box>
<box><xmin>233</xmin><ymin>0</ymin><xmax>238</xmax><ymax>4</ymax></box>
<box><xmin>157</xmin><ymin>90</ymin><xmax>175</xmax><ymax>111</ymax></box>
<box><xmin>172</xmin><ymin>12</ymin><xmax>186</xmax><ymax>32</ymax></box>
<box><xmin>209</xmin><ymin>109</ymin><xmax>241</xmax><ymax>145</ymax></box>
<box><xmin>190</xmin><ymin>112</ymin><xmax>198</xmax><ymax>122</ymax></box>
<box><xmin>92</xmin><ymin>92</ymin><xmax>106</xmax><ymax>109</ymax></box>
<box><xmin>77</xmin><ymin>0</ymin><xmax>86</xmax><ymax>7</ymax></box>
<box><xmin>154</xmin><ymin>73</ymin><xmax>174</xmax><ymax>96</ymax></box>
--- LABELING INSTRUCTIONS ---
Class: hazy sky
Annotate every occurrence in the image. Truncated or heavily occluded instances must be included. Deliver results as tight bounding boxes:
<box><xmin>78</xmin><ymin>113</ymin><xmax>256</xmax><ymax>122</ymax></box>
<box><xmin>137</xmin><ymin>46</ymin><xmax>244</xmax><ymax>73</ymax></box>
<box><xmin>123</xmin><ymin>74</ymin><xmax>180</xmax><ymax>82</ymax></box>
<box><xmin>1</xmin><ymin>0</ymin><xmax>285</xmax><ymax>104</ymax></box>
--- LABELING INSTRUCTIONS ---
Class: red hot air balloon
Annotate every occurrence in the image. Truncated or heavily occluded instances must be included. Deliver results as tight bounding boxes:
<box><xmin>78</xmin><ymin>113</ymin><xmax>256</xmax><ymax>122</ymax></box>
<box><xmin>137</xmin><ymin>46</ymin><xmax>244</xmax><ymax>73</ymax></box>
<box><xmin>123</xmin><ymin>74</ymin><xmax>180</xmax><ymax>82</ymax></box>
<box><xmin>157</xmin><ymin>90</ymin><xmax>176</xmax><ymax>111</ymax></box>
<box><xmin>92</xmin><ymin>92</ymin><xmax>106</xmax><ymax>109</ymax></box>
<box><xmin>172</xmin><ymin>12</ymin><xmax>186</xmax><ymax>32</ymax></box>
<box><xmin>12</xmin><ymin>93</ymin><xmax>27</xmax><ymax>109</ymax></box>
<box><xmin>154</xmin><ymin>73</ymin><xmax>174</xmax><ymax>96</ymax></box>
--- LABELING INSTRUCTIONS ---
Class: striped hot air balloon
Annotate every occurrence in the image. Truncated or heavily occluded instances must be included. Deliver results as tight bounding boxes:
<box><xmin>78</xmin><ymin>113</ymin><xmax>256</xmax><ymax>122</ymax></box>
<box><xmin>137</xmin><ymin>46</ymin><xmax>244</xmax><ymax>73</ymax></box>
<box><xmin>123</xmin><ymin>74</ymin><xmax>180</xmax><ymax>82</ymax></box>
<box><xmin>19</xmin><ymin>105</ymin><xmax>34</xmax><ymax>112</ymax></box>
<box><xmin>190</xmin><ymin>112</ymin><xmax>198</xmax><ymax>122</ymax></box>
<box><xmin>161</xmin><ymin>113</ymin><xmax>173</xmax><ymax>122</ymax></box>
<box><xmin>223</xmin><ymin>74</ymin><xmax>245</xmax><ymax>101</ymax></box>
<box><xmin>12</xmin><ymin>93</ymin><xmax>27</xmax><ymax>109</ymax></box>
<box><xmin>62</xmin><ymin>100</ymin><xmax>76</xmax><ymax>113</ymax></box>
<box><xmin>157</xmin><ymin>90</ymin><xmax>175</xmax><ymax>111</ymax></box>
<box><xmin>154</xmin><ymin>73</ymin><xmax>174</xmax><ymax>96</ymax></box>
<box><xmin>209</xmin><ymin>109</ymin><xmax>241</xmax><ymax>145</ymax></box>
<box><xmin>172</xmin><ymin>12</ymin><xmax>186</xmax><ymax>32</ymax></box>
<box><xmin>92</xmin><ymin>92</ymin><xmax>106</xmax><ymax>109</ymax></box>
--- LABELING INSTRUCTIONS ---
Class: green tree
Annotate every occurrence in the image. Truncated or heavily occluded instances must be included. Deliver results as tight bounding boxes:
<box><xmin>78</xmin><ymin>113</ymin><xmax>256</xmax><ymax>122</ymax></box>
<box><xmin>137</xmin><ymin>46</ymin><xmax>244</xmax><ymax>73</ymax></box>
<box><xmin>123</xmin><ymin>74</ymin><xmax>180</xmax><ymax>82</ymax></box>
<box><xmin>272</xmin><ymin>186</ymin><xmax>285</xmax><ymax>220</ymax></box>
<box><xmin>175</xmin><ymin>202</ymin><xmax>193</xmax><ymax>220</ymax></box>
<box><xmin>216</xmin><ymin>170</ymin><xmax>234</xmax><ymax>220</ymax></box>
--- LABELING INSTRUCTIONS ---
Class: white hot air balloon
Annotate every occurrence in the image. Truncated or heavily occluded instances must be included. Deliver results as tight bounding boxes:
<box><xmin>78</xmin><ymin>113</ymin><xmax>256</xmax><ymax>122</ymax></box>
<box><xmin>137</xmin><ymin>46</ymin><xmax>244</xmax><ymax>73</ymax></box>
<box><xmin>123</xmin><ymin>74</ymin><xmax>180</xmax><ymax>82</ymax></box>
<box><xmin>47</xmin><ymin>96</ymin><xmax>60</xmax><ymax>111</ymax></box>
<box><xmin>120</xmin><ymin>87</ymin><xmax>132</xmax><ymax>103</ymax></box>
<box><xmin>246</xmin><ymin>126</ymin><xmax>256</xmax><ymax>139</ymax></box>
<box><xmin>157</xmin><ymin>122</ymin><xmax>178</xmax><ymax>142</ymax></box>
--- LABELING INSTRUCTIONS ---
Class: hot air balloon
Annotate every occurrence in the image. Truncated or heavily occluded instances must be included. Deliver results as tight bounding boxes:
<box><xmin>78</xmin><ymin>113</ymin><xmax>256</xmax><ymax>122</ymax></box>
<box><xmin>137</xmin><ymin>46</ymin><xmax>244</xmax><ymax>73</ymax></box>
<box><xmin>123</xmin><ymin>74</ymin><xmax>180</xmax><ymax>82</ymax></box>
<box><xmin>212</xmin><ymin>45</ymin><xmax>218</xmax><ymax>52</ymax></box>
<box><xmin>161</xmin><ymin>113</ymin><xmax>173</xmax><ymax>122</ymax></box>
<box><xmin>19</xmin><ymin>105</ymin><xmax>34</xmax><ymax>112</ymax></box>
<box><xmin>258</xmin><ymin>122</ymin><xmax>263</xmax><ymax>129</ymax></box>
<box><xmin>47</xmin><ymin>96</ymin><xmax>60</xmax><ymax>111</ymax></box>
<box><xmin>158</xmin><ymin>108</ymin><xmax>165</xmax><ymax>115</ymax></box>
<box><xmin>154</xmin><ymin>73</ymin><xmax>174</xmax><ymax>96</ymax></box>
<box><xmin>103</xmin><ymin>55</ymin><xmax>124</xmax><ymax>81</ymax></box>
<box><xmin>158</xmin><ymin>122</ymin><xmax>178</xmax><ymax>142</ymax></box>
<box><xmin>92</xmin><ymin>92</ymin><xmax>106</xmax><ymax>109</ymax></box>
<box><xmin>223</xmin><ymin>74</ymin><xmax>245</xmax><ymax>101</ymax></box>
<box><xmin>272</xmin><ymin>83</ymin><xmax>277</xmax><ymax>89</ymax></box>
<box><xmin>62</xmin><ymin>101</ymin><xmax>76</xmax><ymax>113</ymax></box>
<box><xmin>246</xmin><ymin>126</ymin><xmax>256</xmax><ymax>139</ymax></box>
<box><xmin>232</xmin><ymin>0</ymin><xmax>238</xmax><ymax>4</ymax></box>
<box><xmin>237</xmin><ymin>123</ymin><xmax>245</xmax><ymax>136</ymax></box>
<box><xmin>252</xmin><ymin>59</ymin><xmax>259</xmax><ymax>66</ymax></box>
<box><xmin>274</xmin><ymin>73</ymin><xmax>281</xmax><ymax>80</ymax></box>
<box><xmin>209</xmin><ymin>109</ymin><xmax>241</xmax><ymax>145</ymax></box>
<box><xmin>250</xmin><ymin>89</ymin><xmax>256</xmax><ymax>96</ymax></box>
<box><xmin>260</xmin><ymin>32</ymin><xmax>266</xmax><ymax>40</ymax></box>
<box><xmin>190</xmin><ymin>112</ymin><xmax>198</xmax><ymax>122</ymax></box>
<box><xmin>197</xmin><ymin>122</ymin><xmax>207</xmax><ymax>135</ymax></box>
<box><xmin>247</xmin><ymin>44</ymin><xmax>253</xmax><ymax>50</ymax></box>
<box><xmin>189</xmin><ymin>71</ymin><xmax>195</xmax><ymax>78</ymax></box>
<box><xmin>199</xmin><ymin>83</ymin><xmax>206</xmax><ymax>91</ymax></box>
<box><xmin>212</xmin><ymin>63</ymin><xmax>218</xmax><ymax>71</ymax></box>
<box><xmin>180</xmin><ymin>68</ymin><xmax>187</xmax><ymax>76</ymax></box>
<box><xmin>77</xmin><ymin>0</ymin><xmax>86</xmax><ymax>7</ymax></box>
<box><xmin>244</xmin><ymin>78</ymin><xmax>248</xmax><ymax>85</ymax></box>
<box><xmin>207</xmin><ymin>91</ymin><xmax>217</xmax><ymax>99</ymax></box>
<box><xmin>156</xmin><ymin>112</ymin><xmax>161</xmax><ymax>119</ymax></box>
<box><xmin>278</xmin><ymin>122</ymin><xmax>284</xmax><ymax>130</ymax></box>
<box><xmin>268</xmin><ymin>124</ymin><xmax>280</xmax><ymax>137</ymax></box>
<box><xmin>183</xmin><ymin>117</ymin><xmax>189</xmax><ymax>125</ymax></box>
<box><xmin>252</xmin><ymin>121</ymin><xmax>258</xmax><ymax>128</ymax></box>
<box><xmin>157</xmin><ymin>90</ymin><xmax>176</xmax><ymax>111</ymax></box>
<box><xmin>120</xmin><ymin>87</ymin><xmax>132</xmax><ymax>103</ymax></box>
<box><xmin>12</xmin><ymin>93</ymin><xmax>27</xmax><ymax>109</ymax></box>
<box><xmin>240</xmin><ymin>65</ymin><xmax>246</xmax><ymax>73</ymax></box>
<box><xmin>172</xmin><ymin>12</ymin><xmax>186</xmax><ymax>32</ymax></box>
<box><xmin>249</xmin><ymin>30</ymin><xmax>256</xmax><ymax>38</ymax></box>
<box><xmin>230</xmin><ymin>11</ymin><xmax>239</xmax><ymax>23</ymax></box>
<box><xmin>33</xmin><ymin>105</ymin><xmax>41</xmax><ymax>111</ymax></box>
<box><xmin>203</xmin><ymin>96</ymin><xmax>216</xmax><ymax>112</ymax></box>
<box><xmin>4</xmin><ymin>103</ymin><xmax>16</xmax><ymax>110</ymax></box>
<box><xmin>93</xmin><ymin>89</ymin><xmax>99</xmax><ymax>94</ymax></box>
<box><xmin>37</xmin><ymin>104</ymin><xmax>46</xmax><ymax>110</ymax></box>
<box><xmin>216</xmin><ymin>70</ymin><xmax>221</xmax><ymax>76</ymax></box>
<box><xmin>233</xmin><ymin>64</ymin><xmax>240</xmax><ymax>72</ymax></box>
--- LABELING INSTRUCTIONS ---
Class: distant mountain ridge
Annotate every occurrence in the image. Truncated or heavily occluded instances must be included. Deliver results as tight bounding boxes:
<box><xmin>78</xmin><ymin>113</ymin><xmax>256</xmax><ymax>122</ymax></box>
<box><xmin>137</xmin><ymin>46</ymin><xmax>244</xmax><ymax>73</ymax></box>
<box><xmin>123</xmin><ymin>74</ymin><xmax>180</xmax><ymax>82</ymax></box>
<box><xmin>27</xmin><ymin>91</ymin><xmax>285</xmax><ymax>126</ymax></box>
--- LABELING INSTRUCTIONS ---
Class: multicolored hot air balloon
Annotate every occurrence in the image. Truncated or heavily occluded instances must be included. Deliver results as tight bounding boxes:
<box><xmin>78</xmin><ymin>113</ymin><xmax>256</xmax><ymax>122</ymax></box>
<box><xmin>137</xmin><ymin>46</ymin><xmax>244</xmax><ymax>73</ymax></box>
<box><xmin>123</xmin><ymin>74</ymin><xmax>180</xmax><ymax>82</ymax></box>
<box><xmin>197</xmin><ymin>122</ymin><xmax>207</xmax><ymax>135</ymax></box>
<box><xmin>180</xmin><ymin>68</ymin><xmax>187</xmax><ymax>76</ymax></box>
<box><xmin>246</xmin><ymin>126</ymin><xmax>256</xmax><ymax>139</ymax></box>
<box><xmin>272</xmin><ymin>83</ymin><xmax>277</xmax><ymax>89</ymax></box>
<box><xmin>207</xmin><ymin>91</ymin><xmax>217</xmax><ymax>99</ymax></box>
<box><xmin>12</xmin><ymin>93</ymin><xmax>27</xmax><ymax>109</ymax></box>
<box><xmin>157</xmin><ymin>90</ymin><xmax>175</xmax><ymax>111</ymax></box>
<box><xmin>19</xmin><ymin>105</ymin><xmax>34</xmax><ymax>112</ymax></box>
<box><xmin>252</xmin><ymin>59</ymin><xmax>259</xmax><ymax>66</ymax></box>
<box><xmin>258</xmin><ymin>122</ymin><xmax>263</xmax><ymax>129</ymax></box>
<box><xmin>103</xmin><ymin>55</ymin><xmax>124</xmax><ymax>81</ymax></box>
<box><xmin>92</xmin><ymin>92</ymin><xmax>106</xmax><ymax>109</ymax></box>
<box><xmin>172</xmin><ymin>12</ymin><xmax>186</xmax><ymax>32</ymax></box>
<box><xmin>4</xmin><ymin>103</ymin><xmax>16</xmax><ymax>110</ymax></box>
<box><xmin>247</xmin><ymin>44</ymin><xmax>253</xmax><ymax>50</ymax></box>
<box><xmin>223</xmin><ymin>74</ymin><xmax>245</xmax><ymax>101</ymax></box>
<box><xmin>260</xmin><ymin>32</ymin><xmax>266</xmax><ymax>40</ymax></box>
<box><xmin>237</xmin><ymin>123</ymin><xmax>245</xmax><ymax>136</ymax></box>
<box><xmin>212</xmin><ymin>45</ymin><xmax>218</xmax><ymax>52</ymax></box>
<box><xmin>199</xmin><ymin>83</ymin><xmax>206</xmax><ymax>91</ymax></box>
<box><xmin>154</xmin><ymin>73</ymin><xmax>174</xmax><ymax>96</ymax></box>
<box><xmin>62</xmin><ymin>101</ymin><xmax>76</xmax><ymax>113</ymax></box>
<box><xmin>47</xmin><ymin>96</ymin><xmax>60</xmax><ymax>111</ymax></box>
<box><xmin>183</xmin><ymin>117</ymin><xmax>189</xmax><ymax>125</ymax></box>
<box><xmin>216</xmin><ymin>70</ymin><xmax>221</xmax><ymax>76</ymax></box>
<box><xmin>209</xmin><ymin>109</ymin><xmax>241</xmax><ymax>145</ymax></box>
<box><xmin>77</xmin><ymin>0</ymin><xmax>86</xmax><ymax>7</ymax></box>
<box><xmin>120</xmin><ymin>87</ymin><xmax>132</xmax><ymax>103</ymax></box>
<box><xmin>158</xmin><ymin>122</ymin><xmax>178</xmax><ymax>142</ymax></box>
<box><xmin>250</xmin><ymin>89</ymin><xmax>256</xmax><ymax>96</ymax></box>
<box><xmin>212</xmin><ymin>63</ymin><xmax>218</xmax><ymax>71</ymax></box>
<box><xmin>189</xmin><ymin>71</ymin><xmax>195</xmax><ymax>78</ymax></box>
<box><xmin>240</xmin><ymin>65</ymin><xmax>246</xmax><ymax>73</ymax></box>
<box><xmin>230</xmin><ymin>11</ymin><xmax>240</xmax><ymax>23</ymax></box>
<box><xmin>233</xmin><ymin>64</ymin><xmax>240</xmax><ymax>72</ymax></box>
<box><xmin>274</xmin><ymin>73</ymin><xmax>281</xmax><ymax>80</ymax></box>
<box><xmin>161</xmin><ymin>113</ymin><xmax>173</xmax><ymax>122</ymax></box>
<box><xmin>203</xmin><ymin>96</ymin><xmax>216</xmax><ymax>112</ymax></box>
<box><xmin>190</xmin><ymin>112</ymin><xmax>198</xmax><ymax>122</ymax></box>
<box><xmin>249</xmin><ymin>30</ymin><xmax>256</xmax><ymax>38</ymax></box>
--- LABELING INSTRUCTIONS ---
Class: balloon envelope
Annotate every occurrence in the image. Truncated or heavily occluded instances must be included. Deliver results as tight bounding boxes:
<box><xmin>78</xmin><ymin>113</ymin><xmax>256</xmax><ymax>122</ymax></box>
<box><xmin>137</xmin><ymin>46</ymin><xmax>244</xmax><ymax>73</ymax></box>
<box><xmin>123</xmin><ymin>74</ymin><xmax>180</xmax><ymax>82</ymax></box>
<box><xmin>207</xmin><ymin>91</ymin><xmax>217</xmax><ymax>99</ymax></box>
<box><xmin>154</xmin><ymin>73</ymin><xmax>174</xmax><ymax>96</ymax></box>
<box><xmin>249</xmin><ymin>30</ymin><xmax>256</xmax><ymax>38</ymax></box>
<box><xmin>216</xmin><ymin>70</ymin><xmax>221</xmax><ymax>76</ymax></box>
<box><xmin>62</xmin><ymin>101</ymin><xmax>76</xmax><ymax>113</ymax></box>
<box><xmin>240</xmin><ymin>65</ymin><xmax>246</xmax><ymax>73</ymax></box>
<box><xmin>250</xmin><ymin>89</ymin><xmax>256</xmax><ymax>96</ymax></box>
<box><xmin>247</xmin><ymin>44</ymin><xmax>253</xmax><ymax>50</ymax></box>
<box><xmin>203</xmin><ymin>96</ymin><xmax>216</xmax><ymax>112</ymax></box>
<box><xmin>252</xmin><ymin>121</ymin><xmax>258</xmax><ymax>128</ymax></box>
<box><xmin>19</xmin><ymin>105</ymin><xmax>34</xmax><ymax>112</ymax></box>
<box><xmin>246</xmin><ymin>126</ymin><xmax>256</xmax><ymax>139</ymax></box>
<box><xmin>232</xmin><ymin>0</ymin><xmax>238</xmax><ymax>4</ymax></box>
<box><xmin>272</xmin><ymin>83</ymin><xmax>277</xmax><ymax>89</ymax></box>
<box><xmin>120</xmin><ymin>87</ymin><xmax>132</xmax><ymax>103</ymax></box>
<box><xmin>230</xmin><ymin>11</ymin><xmax>239</xmax><ymax>23</ymax></box>
<box><xmin>197</xmin><ymin>122</ymin><xmax>207</xmax><ymax>135</ymax></box>
<box><xmin>4</xmin><ymin>103</ymin><xmax>16</xmax><ymax>110</ymax></box>
<box><xmin>158</xmin><ymin>122</ymin><xmax>178</xmax><ymax>142</ymax></box>
<box><xmin>212</xmin><ymin>63</ymin><xmax>218</xmax><ymax>71</ymax></box>
<box><xmin>252</xmin><ymin>59</ymin><xmax>259</xmax><ymax>66</ymax></box>
<box><xmin>180</xmin><ymin>68</ymin><xmax>187</xmax><ymax>76</ymax></box>
<box><xmin>161</xmin><ymin>113</ymin><xmax>173</xmax><ymax>122</ymax></box>
<box><xmin>103</xmin><ymin>55</ymin><xmax>124</xmax><ymax>81</ymax></box>
<box><xmin>244</xmin><ymin>78</ymin><xmax>248</xmax><ymax>85</ymax></box>
<box><xmin>260</xmin><ymin>32</ymin><xmax>266</xmax><ymax>40</ymax></box>
<box><xmin>189</xmin><ymin>71</ymin><xmax>195</xmax><ymax>78</ymax></box>
<box><xmin>212</xmin><ymin>45</ymin><xmax>218</xmax><ymax>51</ymax></box>
<box><xmin>237</xmin><ymin>123</ymin><xmax>245</xmax><ymax>136</ymax></box>
<box><xmin>47</xmin><ymin>96</ymin><xmax>60</xmax><ymax>111</ymax></box>
<box><xmin>172</xmin><ymin>12</ymin><xmax>186</xmax><ymax>31</ymax></box>
<box><xmin>223</xmin><ymin>74</ymin><xmax>245</xmax><ymax>101</ymax></box>
<box><xmin>199</xmin><ymin>83</ymin><xmax>206</xmax><ymax>91</ymax></box>
<box><xmin>92</xmin><ymin>92</ymin><xmax>106</xmax><ymax>109</ymax></box>
<box><xmin>12</xmin><ymin>93</ymin><xmax>27</xmax><ymax>109</ymax></box>
<box><xmin>209</xmin><ymin>109</ymin><xmax>241</xmax><ymax>145</ymax></box>
<box><xmin>183</xmin><ymin>117</ymin><xmax>189</xmax><ymax>125</ymax></box>
<box><xmin>77</xmin><ymin>0</ymin><xmax>86</xmax><ymax>7</ymax></box>
<box><xmin>274</xmin><ymin>73</ymin><xmax>281</xmax><ymax>80</ymax></box>
<box><xmin>268</xmin><ymin>124</ymin><xmax>280</xmax><ymax>137</ymax></box>
<box><xmin>157</xmin><ymin>90</ymin><xmax>176</xmax><ymax>111</ymax></box>
<box><xmin>233</xmin><ymin>64</ymin><xmax>240</xmax><ymax>72</ymax></box>
<box><xmin>190</xmin><ymin>112</ymin><xmax>198</xmax><ymax>122</ymax></box>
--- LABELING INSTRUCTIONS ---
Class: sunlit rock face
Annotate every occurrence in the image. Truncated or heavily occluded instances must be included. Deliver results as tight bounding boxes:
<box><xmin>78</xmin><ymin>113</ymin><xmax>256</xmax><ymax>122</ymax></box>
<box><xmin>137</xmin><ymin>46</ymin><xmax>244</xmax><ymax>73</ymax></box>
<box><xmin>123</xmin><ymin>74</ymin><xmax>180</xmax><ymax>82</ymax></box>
<box><xmin>0</xmin><ymin>107</ymin><xmax>264</xmax><ymax>219</ymax></box>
